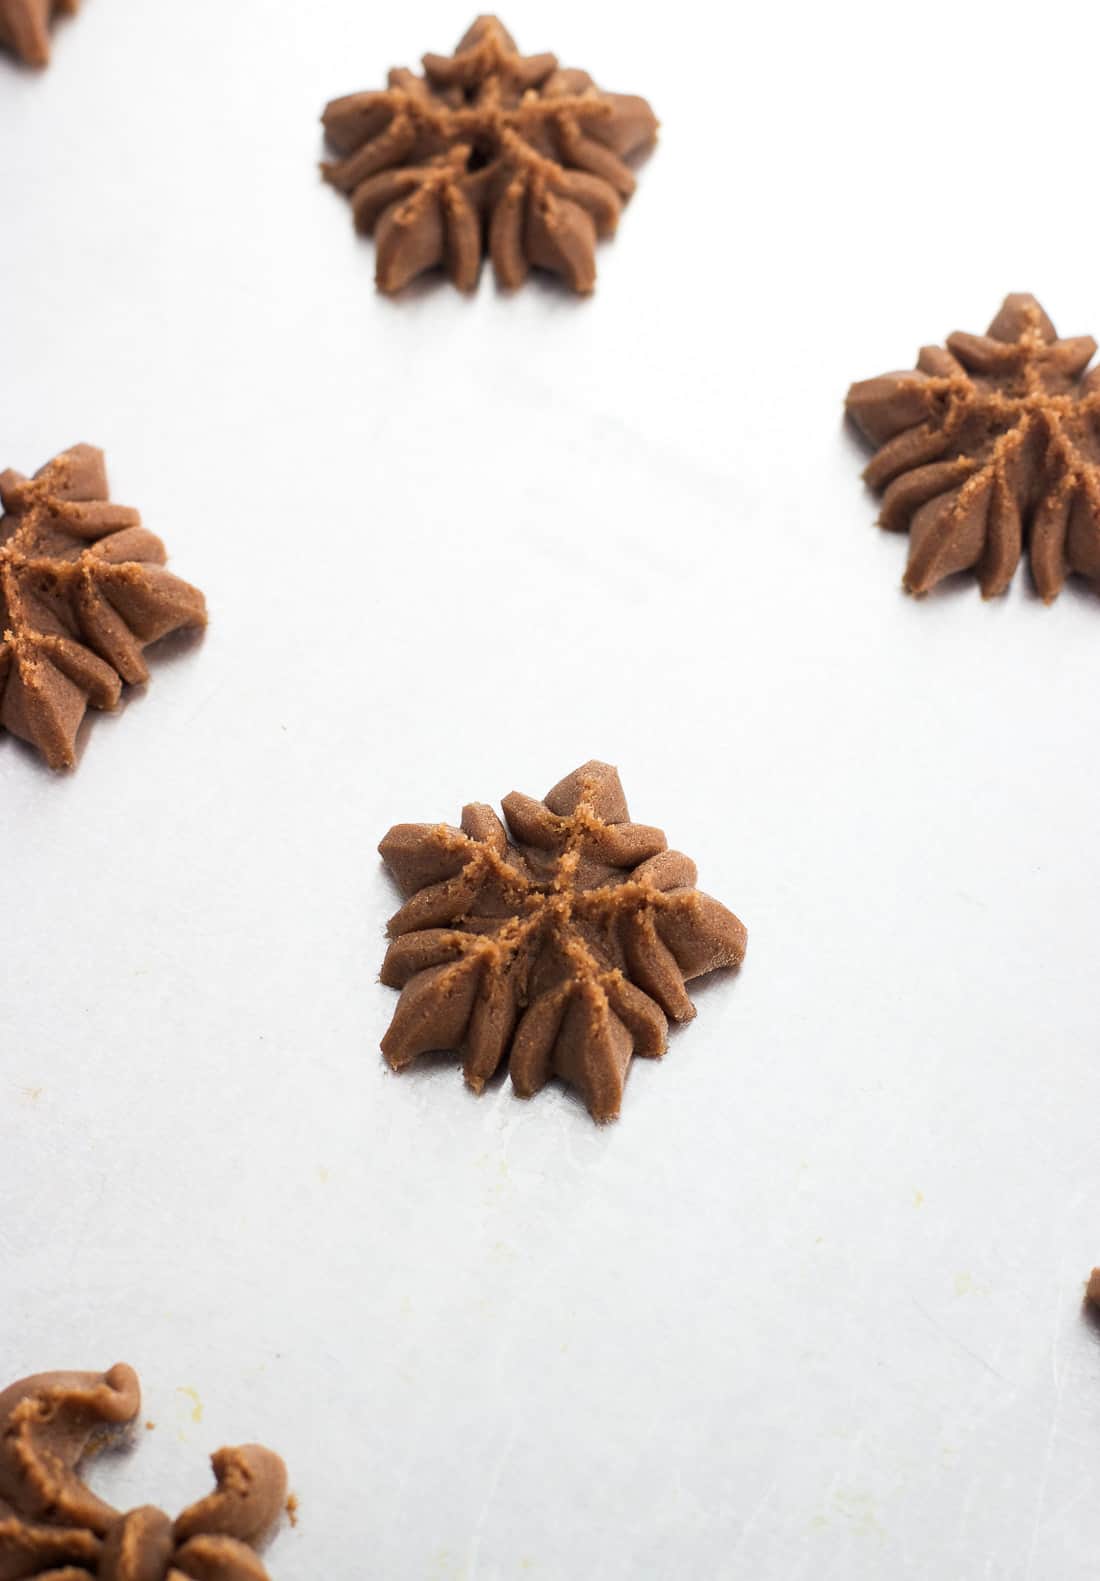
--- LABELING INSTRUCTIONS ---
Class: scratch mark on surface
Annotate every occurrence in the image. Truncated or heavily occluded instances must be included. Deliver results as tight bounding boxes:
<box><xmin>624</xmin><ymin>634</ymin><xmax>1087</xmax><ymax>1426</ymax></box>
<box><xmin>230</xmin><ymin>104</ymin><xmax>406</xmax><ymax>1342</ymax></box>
<box><xmin>909</xmin><ymin>1297</ymin><xmax>1009</xmax><ymax>1382</ymax></box>
<box><xmin>464</xmin><ymin>1414</ymin><xmax>521</xmax><ymax>1578</ymax></box>
<box><xmin>182</xmin><ymin>680</ymin><xmax>228</xmax><ymax>728</ymax></box>
<box><xmin>1022</xmin><ymin>1265</ymin><xmax>1069</xmax><ymax>1580</ymax></box>
<box><xmin>727</xmin><ymin>1473</ymin><xmax>781</xmax><ymax>1563</ymax></box>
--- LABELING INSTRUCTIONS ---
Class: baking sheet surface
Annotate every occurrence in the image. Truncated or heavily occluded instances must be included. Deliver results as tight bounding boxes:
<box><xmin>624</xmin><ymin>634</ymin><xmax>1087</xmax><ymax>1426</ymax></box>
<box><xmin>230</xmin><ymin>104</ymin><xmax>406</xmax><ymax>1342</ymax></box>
<box><xmin>3</xmin><ymin>2</ymin><xmax>1100</xmax><ymax>1576</ymax></box>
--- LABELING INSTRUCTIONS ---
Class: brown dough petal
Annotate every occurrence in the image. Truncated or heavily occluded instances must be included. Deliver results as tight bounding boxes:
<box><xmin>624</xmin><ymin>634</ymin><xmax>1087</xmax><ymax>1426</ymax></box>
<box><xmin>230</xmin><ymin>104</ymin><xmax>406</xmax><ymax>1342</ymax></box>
<box><xmin>173</xmin><ymin>1446</ymin><xmax>287</xmax><ymax>1549</ymax></box>
<box><xmin>171</xmin><ymin>1535</ymin><xmax>270</xmax><ymax>1581</ymax></box>
<box><xmin>0</xmin><ymin>1365</ymin><xmax>139</xmax><ymax>1533</ymax></box>
<box><xmin>0</xmin><ymin>1513</ymin><xmax>101</xmax><ymax>1580</ymax></box>
<box><xmin>380</xmin><ymin>957</ymin><xmax>484</xmax><ymax>1070</ymax></box>
<box><xmin>98</xmin><ymin>1506</ymin><xmax>174</xmax><ymax>1581</ymax></box>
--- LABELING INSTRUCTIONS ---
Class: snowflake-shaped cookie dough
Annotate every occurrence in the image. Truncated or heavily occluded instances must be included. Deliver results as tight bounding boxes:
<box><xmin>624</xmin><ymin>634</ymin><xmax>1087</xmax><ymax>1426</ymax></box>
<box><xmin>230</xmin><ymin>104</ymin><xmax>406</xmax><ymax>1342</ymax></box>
<box><xmin>0</xmin><ymin>0</ymin><xmax>77</xmax><ymax>66</ymax></box>
<box><xmin>378</xmin><ymin>761</ymin><xmax>747</xmax><ymax>1122</ymax></box>
<box><xmin>0</xmin><ymin>1364</ymin><xmax>288</xmax><ymax>1581</ymax></box>
<box><xmin>846</xmin><ymin>294</ymin><xmax>1100</xmax><ymax>600</ymax></box>
<box><xmin>322</xmin><ymin>15</ymin><xmax>658</xmax><ymax>294</ymax></box>
<box><xmin>0</xmin><ymin>444</ymin><xmax>206</xmax><ymax>768</ymax></box>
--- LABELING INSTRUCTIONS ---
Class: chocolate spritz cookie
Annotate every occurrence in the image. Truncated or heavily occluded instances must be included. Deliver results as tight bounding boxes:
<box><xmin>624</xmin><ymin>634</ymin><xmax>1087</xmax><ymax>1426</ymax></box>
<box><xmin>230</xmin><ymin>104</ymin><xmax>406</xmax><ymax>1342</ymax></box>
<box><xmin>847</xmin><ymin>294</ymin><xmax>1100</xmax><ymax>600</ymax></box>
<box><xmin>0</xmin><ymin>445</ymin><xmax>206</xmax><ymax>768</ymax></box>
<box><xmin>0</xmin><ymin>0</ymin><xmax>77</xmax><ymax>65</ymax></box>
<box><xmin>0</xmin><ymin>1363</ymin><xmax>288</xmax><ymax>1579</ymax></box>
<box><xmin>379</xmin><ymin>760</ymin><xmax>746</xmax><ymax>1122</ymax></box>
<box><xmin>322</xmin><ymin>15</ymin><xmax>658</xmax><ymax>294</ymax></box>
